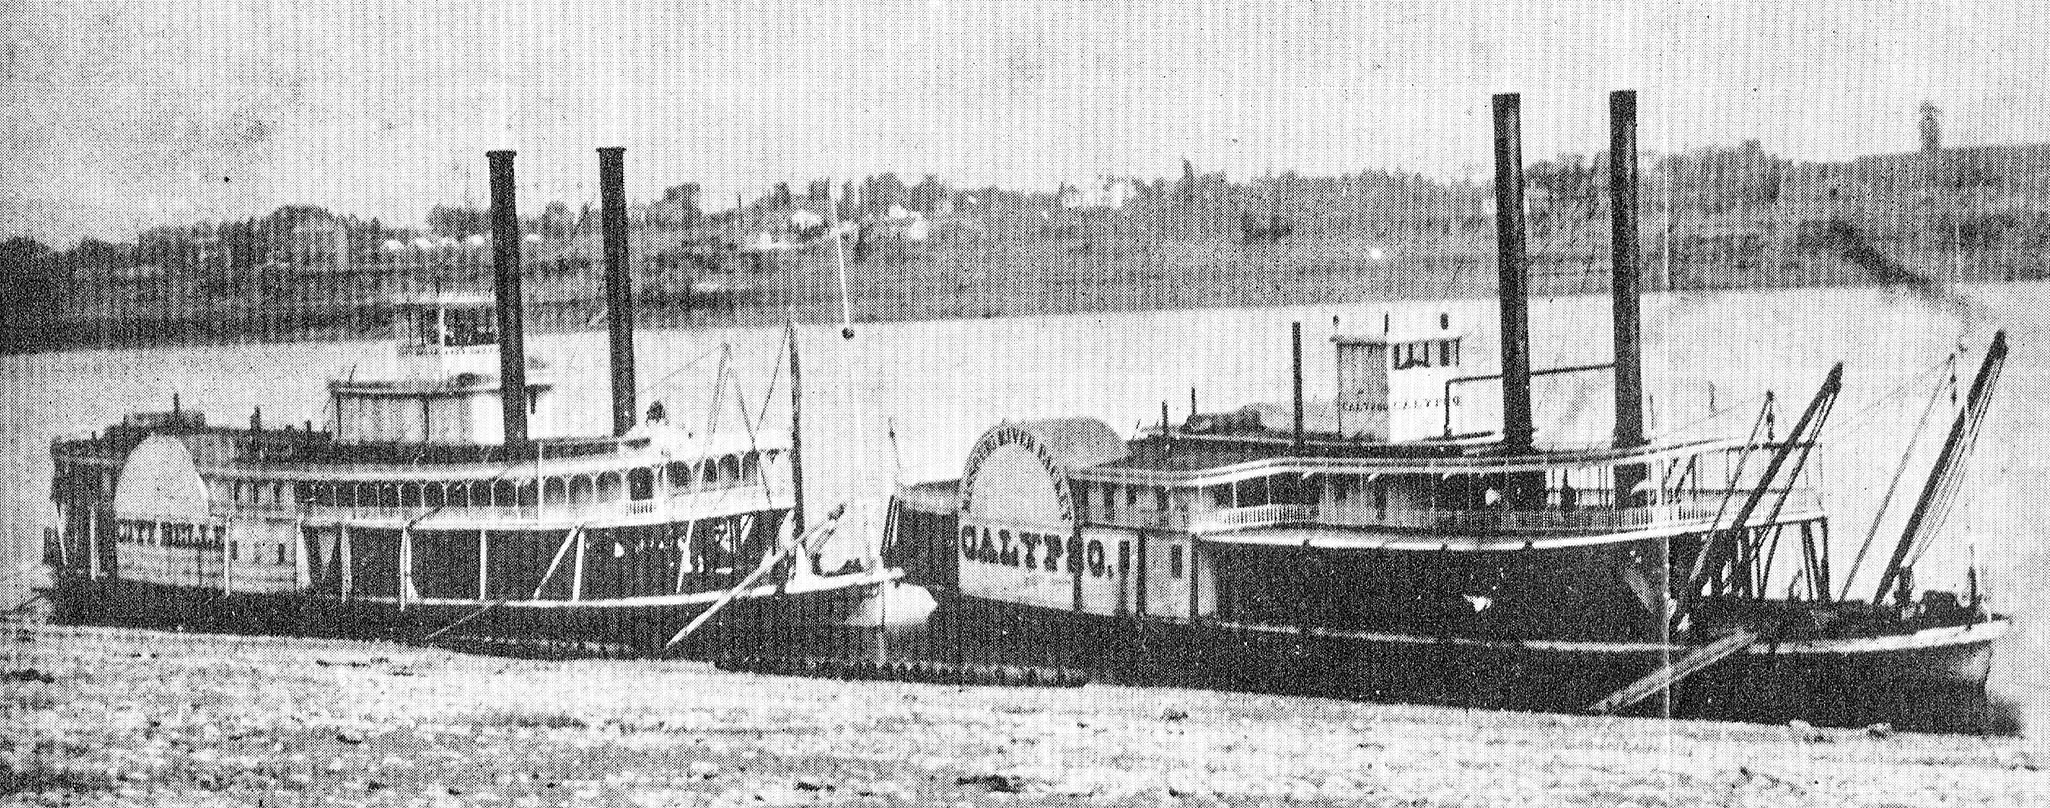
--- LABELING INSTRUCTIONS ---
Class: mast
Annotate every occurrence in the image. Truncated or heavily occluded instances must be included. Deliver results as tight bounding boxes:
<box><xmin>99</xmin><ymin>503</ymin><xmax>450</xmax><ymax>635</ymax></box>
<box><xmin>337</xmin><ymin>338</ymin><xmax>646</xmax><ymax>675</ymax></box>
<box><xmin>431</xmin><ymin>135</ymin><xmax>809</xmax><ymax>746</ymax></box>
<box><xmin>1608</xmin><ymin>90</ymin><xmax>1648</xmax><ymax>503</ymax></box>
<box><xmin>787</xmin><ymin>323</ymin><xmax>806</xmax><ymax>537</ymax></box>
<box><xmin>1872</xmin><ymin>331</ymin><xmax>2008</xmax><ymax>604</ymax></box>
<box><xmin>598</xmin><ymin>147</ymin><xmax>637</xmax><ymax>436</ymax></box>
<box><xmin>487</xmin><ymin>150</ymin><xmax>529</xmax><ymax>444</ymax></box>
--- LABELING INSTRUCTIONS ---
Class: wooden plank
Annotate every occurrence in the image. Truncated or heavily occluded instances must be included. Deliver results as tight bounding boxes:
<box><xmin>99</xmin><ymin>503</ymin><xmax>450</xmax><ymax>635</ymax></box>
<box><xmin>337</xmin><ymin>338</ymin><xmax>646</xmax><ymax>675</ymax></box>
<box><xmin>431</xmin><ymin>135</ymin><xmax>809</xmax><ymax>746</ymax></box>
<box><xmin>1588</xmin><ymin>628</ymin><xmax>1758</xmax><ymax>715</ymax></box>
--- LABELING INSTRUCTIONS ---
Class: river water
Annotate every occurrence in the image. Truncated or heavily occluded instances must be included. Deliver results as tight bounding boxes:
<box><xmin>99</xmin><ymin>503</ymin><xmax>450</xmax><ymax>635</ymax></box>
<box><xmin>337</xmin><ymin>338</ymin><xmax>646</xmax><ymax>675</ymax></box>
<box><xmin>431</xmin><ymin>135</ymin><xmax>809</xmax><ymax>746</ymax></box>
<box><xmin>3</xmin><ymin>282</ymin><xmax>2045</xmax><ymax>724</ymax></box>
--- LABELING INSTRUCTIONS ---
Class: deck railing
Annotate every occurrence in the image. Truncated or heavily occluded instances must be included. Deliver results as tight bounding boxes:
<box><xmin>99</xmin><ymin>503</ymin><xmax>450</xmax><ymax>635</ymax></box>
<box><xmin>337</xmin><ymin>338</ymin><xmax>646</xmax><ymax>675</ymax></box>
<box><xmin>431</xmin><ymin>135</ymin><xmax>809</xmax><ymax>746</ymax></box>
<box><xmin>1093</xmin><ymin>490</ymin><xmax>1823</xmax><ymax>537</ymax></box>
<box><xmin>244</xmin><ymin>484</ymin><xmax>781</xmax><ymax>527</ymax></box>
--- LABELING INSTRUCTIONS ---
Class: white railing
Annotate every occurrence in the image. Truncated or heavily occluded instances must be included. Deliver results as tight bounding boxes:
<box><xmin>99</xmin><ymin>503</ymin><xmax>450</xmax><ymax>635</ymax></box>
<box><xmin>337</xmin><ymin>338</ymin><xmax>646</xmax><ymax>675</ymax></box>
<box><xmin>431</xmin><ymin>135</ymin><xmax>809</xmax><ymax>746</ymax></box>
<box><xmin>290</xmin><ymin>483</ymin><xmax>780</xmax><ymax>526</ymax></box>
<box><xmin>1172</xmin><ymin>491</ymin><xmax>1822</xmax><ymax>536</ymax></box>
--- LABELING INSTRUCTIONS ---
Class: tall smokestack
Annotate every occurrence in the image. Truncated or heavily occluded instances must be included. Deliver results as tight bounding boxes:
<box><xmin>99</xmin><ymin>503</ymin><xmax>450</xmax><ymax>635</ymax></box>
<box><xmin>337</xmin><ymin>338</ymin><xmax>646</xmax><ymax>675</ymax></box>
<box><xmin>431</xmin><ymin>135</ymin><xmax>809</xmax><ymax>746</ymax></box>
<box><xmin>1609</xmin><ymin>91</ymin><xmax>1647</xmax><ymax>501</ymax></box>
<box><xmin>488</xmin><ymin>150</ymin><xmax>529</xmax><ymax>445</ymax></box>
<box><xmin>599</xmin><ymin>147</ymin><xmax>637</xmax><ymax>436</ymax></box>
<box><xmin>1491</xmin><ymin>93</ymin><xmax>1535</xmax><ymax>454</ymax></box>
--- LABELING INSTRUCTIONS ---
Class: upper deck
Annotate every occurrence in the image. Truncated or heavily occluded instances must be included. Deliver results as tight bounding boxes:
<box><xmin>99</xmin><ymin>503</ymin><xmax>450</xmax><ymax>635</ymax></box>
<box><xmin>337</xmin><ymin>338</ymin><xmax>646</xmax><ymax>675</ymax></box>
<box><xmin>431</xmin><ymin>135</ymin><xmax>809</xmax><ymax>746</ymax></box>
<box><xmin>908</xmin><ymin>417</ymin><xmax>1826</xmax><ymax>553</ymax></box>
<box><xmin>51</xmin><ymin>412</ymin><xmax>793</xmax><ymax>530</ymax></box>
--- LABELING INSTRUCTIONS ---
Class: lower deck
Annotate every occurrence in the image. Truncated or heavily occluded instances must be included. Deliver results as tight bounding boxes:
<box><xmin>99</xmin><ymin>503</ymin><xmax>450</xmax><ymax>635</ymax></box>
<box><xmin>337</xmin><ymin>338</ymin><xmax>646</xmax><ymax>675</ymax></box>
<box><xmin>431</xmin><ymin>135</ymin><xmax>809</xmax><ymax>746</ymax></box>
<box><xmin>48</xmin><ymin>505</ymin><xmax>799</xmax><ymax>606</ymax></box>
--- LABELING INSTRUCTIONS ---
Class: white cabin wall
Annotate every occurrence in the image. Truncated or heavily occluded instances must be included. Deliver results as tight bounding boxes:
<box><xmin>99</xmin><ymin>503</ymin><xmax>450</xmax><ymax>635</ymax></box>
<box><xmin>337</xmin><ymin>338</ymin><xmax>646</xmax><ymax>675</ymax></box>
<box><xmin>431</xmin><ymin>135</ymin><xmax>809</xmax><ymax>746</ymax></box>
<box><xmin>227</xmin><ymin>517</ymin><xmax>300</xmax><ymax>594</ymax></box>
<box><xmin>1141</xmin><ymin>533</ymin><xmax>1192</xmax><ymax>619</ymax></box>
<box><xmin>1076</xmin><ymin>525</ymin><xmax>1132</xmax><ymax>617</ymax></box>
<box><xmin>1193</xmin><ymin>541</ymin><xmax>1219</xmax><ymax>619</ymax></box>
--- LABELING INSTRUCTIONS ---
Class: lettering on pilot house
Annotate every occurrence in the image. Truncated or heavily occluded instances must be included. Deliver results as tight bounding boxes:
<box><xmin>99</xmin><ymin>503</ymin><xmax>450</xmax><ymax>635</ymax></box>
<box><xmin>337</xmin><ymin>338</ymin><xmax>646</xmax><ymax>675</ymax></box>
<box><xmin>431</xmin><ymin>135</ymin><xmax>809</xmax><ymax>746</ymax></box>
<box><xmin>957</xmin><ymin>425</ymin><xmax>1075</xmax><ymax>523</ymax></box>
<box><xmin>957</xmin><ymin>425</ymin><xmax>1110</xmax><ymax>575</ymax></box>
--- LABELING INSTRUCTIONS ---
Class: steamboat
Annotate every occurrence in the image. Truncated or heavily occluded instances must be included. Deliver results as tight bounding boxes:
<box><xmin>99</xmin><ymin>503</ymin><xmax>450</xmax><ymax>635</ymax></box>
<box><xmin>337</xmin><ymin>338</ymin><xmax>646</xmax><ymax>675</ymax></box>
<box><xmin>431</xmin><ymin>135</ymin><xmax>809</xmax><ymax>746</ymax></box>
<box><xmin>884</xmin><ymin>92</ymin><xmax>2012</xmax><ymax>718</ymax></box>
<box><xmin>41</xmin><ymin>148</ymin><xmax>895</xmax><ymax>654</ymax></box>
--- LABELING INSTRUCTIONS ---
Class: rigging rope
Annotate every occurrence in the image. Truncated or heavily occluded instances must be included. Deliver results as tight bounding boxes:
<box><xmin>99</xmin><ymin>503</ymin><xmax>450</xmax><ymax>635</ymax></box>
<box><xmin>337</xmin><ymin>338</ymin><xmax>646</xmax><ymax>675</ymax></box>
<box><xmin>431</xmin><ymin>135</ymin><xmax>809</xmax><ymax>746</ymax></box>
<box><xmin>1836</xmin><ymin>370</ymin><xmax>1947</xmax><ymax>600</ymax></box>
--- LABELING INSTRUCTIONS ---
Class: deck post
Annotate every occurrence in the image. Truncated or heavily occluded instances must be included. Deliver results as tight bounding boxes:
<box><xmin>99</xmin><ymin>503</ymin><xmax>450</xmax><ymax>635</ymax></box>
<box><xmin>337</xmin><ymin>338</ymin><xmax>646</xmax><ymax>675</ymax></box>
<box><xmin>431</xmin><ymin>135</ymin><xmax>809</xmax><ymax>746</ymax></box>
<box><xmin>478</xmin><ymin>528</ymin><xmax>489</xmax><ymax>601</ymax></box>
<box><xmin>86</xmin><ymin>508</ymin><xmax>100</xmax><ymax>580</ymax></box>
<box><xmin>1135</xmin><ymin>530</ymin><xmax>1149</xmax><ymax>618</ymax></box>
<box><xmin>221</xmin><ymin>524</ymin><xmax>233</xmax><ymax>597</ymax></box>
<box><xmin>294</xmin><ymin>520</ymin><xmax>312</xmax><ymax>590</ymax></box>
<box><xmin>399</xmin><ymin>527</ymin><xmax>413</xmax><ymax>611</ymax></box>
<box><xmin>571</xmin><ymin>527</ymin><xmax>588</xmax><ymax>602</ymax></box>
<box><xmin>339</xmin><ymin>523</ymin><xmax>353</xmax><ymax>602</ymax></box>
<box><xmin>1071</xmin><ymin>528</ymin><xmax>1084</xmax><ymax>613</ymax></box>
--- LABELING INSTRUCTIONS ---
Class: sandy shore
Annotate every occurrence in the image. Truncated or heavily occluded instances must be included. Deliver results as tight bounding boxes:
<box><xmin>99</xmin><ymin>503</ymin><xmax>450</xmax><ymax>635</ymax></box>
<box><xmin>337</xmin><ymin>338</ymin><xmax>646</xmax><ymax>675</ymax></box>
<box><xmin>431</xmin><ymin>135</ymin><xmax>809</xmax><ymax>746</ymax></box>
<box><xmin>2</xmin><ymin>623</ymin><xmax>2045</xmax><ymax>807</ymax></box>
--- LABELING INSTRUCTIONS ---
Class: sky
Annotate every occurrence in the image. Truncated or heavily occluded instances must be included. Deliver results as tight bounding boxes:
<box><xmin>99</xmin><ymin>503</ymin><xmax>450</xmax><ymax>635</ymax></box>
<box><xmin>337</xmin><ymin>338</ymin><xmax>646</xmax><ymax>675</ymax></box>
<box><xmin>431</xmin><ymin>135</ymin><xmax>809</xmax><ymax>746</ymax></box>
<box><xmin>4</xmin><ymin>0</ymin><xmax>2049</xmax><ymax>244</ymax></box>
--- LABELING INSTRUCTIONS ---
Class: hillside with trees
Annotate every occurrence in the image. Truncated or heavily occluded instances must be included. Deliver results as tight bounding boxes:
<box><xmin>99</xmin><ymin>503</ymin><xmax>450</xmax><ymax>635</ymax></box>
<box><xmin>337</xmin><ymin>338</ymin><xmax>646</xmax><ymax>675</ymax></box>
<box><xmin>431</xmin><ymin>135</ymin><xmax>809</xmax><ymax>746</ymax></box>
<box><xmin>6</xmin><ymin>137</ymin><xmax>2050</xmax><ymax>354</ymax></box>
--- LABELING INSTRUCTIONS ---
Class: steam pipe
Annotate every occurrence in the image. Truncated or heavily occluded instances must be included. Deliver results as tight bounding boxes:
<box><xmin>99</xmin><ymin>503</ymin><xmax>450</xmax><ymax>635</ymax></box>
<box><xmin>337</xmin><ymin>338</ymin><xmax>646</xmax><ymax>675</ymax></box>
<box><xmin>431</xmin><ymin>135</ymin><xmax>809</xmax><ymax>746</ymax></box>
<box><xmin>487</xmin><ymin>150</ymin><xmax>529</xmax><ymax>445</ymax></box>
<box><xmin>1291</xmin><ymin>322</ymin><xmax>1305</xmax><ymax>450</ymax></box>
<box><xmin>598</xmin><ymin>147</ymin><xmax>637</xmax><ymax>436</ymax></box>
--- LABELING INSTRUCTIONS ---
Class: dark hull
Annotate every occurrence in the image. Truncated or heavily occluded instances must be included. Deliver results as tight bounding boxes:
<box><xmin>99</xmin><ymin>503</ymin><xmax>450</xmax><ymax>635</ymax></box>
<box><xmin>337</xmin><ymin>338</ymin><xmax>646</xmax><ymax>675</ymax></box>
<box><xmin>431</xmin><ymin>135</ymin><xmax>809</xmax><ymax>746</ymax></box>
<box><xmin>928</xmin><ymin>593</ymin><xmax>2009</xmax><ymax>733</ymax></box>
<box><xmin>44</xmin><ymin>573</ymin><xmax>884</xmax><ymax>658</ymax></box>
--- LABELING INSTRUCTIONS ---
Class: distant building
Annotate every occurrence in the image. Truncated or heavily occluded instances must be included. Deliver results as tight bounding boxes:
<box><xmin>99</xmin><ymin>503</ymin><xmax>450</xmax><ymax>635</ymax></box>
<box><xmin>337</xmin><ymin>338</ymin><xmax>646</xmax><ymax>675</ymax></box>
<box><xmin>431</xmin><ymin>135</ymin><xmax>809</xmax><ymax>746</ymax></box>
<box><xmin>1920</xmin><ymin>102</ymin><xmax>1942</xmax><ymax>155</ymax></box>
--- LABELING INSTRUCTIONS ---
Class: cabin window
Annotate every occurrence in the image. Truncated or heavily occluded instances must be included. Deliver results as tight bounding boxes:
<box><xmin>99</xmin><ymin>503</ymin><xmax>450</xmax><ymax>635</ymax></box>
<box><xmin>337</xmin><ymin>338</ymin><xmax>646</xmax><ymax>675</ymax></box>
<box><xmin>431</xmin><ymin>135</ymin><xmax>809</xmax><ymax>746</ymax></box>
<box><xmin>668</xmin><ymin>462</ymin><xmax>692</xmax><ymax>493</ymax></box>
<box><xmin>1073</xmin><ymin>483</ymin><xmax>1091</xmax><ymax>514</ymax></box>
<box><xmin>597</xmin><ymin>472</ymin><xmax>624</xmax><ymax>503</ymax></box>
<box><xmin>1439</xmin><ymin>340</ymin><xmax>1455</xmax><ymax>367</ymax></box>
<box><xmin>274</xmin><ymin>544</ymin><xmax>286</xmax><ymax>565</ymax></box>
<box><xmin>1373</xmin><ymin>480</ymin><xmax>1389</xmax><ymax>519</ymax></box>
<box><xmin>719</xmin><ymin>456</ymin><xmax>741</xmax><ymax>485</ymax></box>
<box><xmin>741</xmin><ymin>452</ymin><xmax>760</xmax><ymax>484</ymax></box>
<box><xmin>568</xmin><ymin>476</ymin><xmax>595</xmax><ymax>505</ymax></box>
<box><xmin>445</xmin><ymin>307</ymin><xmax>497</xmax><ymax>347</ymax></box>
<box><xmin>1210</xmin><ymin>485</ymin><xmax>1232</xmax><ymax>508</ymax></box>
<box><xmin>400</xmin><ymin>483</ymin><xmax>422</xmax><ymax>508</ymax></box>
<box><xmin>517</xmin><ymin>482</ymin><xmax>538</xmax><ymax>508</ymax></box>
<box><xmin>1155</xmin><ymin>487</ymin><xmax>1170</xmax><ymax>513</ymax></box>
<box><xmin>492</xmin><ymin>480</ymin><xmax>517</xmax><ymax>508</ymax></box>
<box><xmin>628</xmin><ymin>468</ymin><xmax>655</xmax><ymax>501</ymax></box>
<box><xmin>229</xmin><ymin>540</ymin><xmax>239</xmax><ymax>562</ymax></box>
<box><xmin>469</xmin><ymin>481</ymin><xmax>491</xmax><ymax>507</ymax></box>
<box><xmin>700</xmin><ymin>461</ymin><xmax>718</xmax><ymax>488</ymax></box>
<box><xmin>424</xmin><ymin>483</ymin><xmax>444</xmax><ymax>508</ymax></box>
<box><xmin>1102</xmin><ymin>484</ymin><xmax>1117</xmax><ymax>518</ymax></box>
<box><xmin>273</xmin><ymin>483</ymin><xmax>287</xmax><ymax>504</ymax></box>
<box><xmin>1169</xmin><ymin>545</ymin><xmax>1184</xmax><ymax>579</ymax></box>
<box><xmin>232</xmin><ymin>481</ymin><xmax>245</xmax><ymax>503</ymax></box>
<box><xmin>1126</xmin><ymin>486</ymin><xmax>1140</xmax><ymax>508</ymax></box>
<box><xmin>448</xmin><ymin>483</ymin><xmax>470</xmax><ymax>508</ymax></box>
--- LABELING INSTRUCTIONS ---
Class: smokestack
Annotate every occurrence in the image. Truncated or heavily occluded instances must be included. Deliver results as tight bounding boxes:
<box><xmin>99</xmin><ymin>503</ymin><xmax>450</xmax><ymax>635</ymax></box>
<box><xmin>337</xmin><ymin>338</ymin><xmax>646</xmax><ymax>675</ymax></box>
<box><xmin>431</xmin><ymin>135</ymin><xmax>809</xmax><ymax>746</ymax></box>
<box><xmin>599</xmin><ymin>147</ymin><xmax>637</xmax><ymax>437</ymax></box>
<box><xmin>488</xmin><ymin>150</ymin><xmax>529</xmax><ymax>445</ymax></box>
<box><xmin>1491</xmin><ymin>93</ymin><xmax>1535</xmax><ymax>454</ymax></box>
<box><xmin>1291</xmin><ymin>322</ymin><xmax>1306</xmax><ymax>450</ymax></box>
<box><xmin>1609</xmin><ymin>91</ymin><xmax>1648</xmax><ymax>501</ymax></box>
